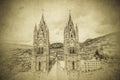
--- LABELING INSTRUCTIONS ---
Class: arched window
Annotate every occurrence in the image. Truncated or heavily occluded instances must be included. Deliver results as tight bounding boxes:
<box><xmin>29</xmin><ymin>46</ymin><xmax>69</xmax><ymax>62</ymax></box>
<box><xmin>38</xmin><ymin>47</ymin><xmax>44</xmax><ymax>54</ymax></box>
<box><xmin>39</xmin><ymin>62</ymin><xmax>41</xmax><ymax>70</ymax></box>
<box><xmin>41</xmin><ymin>47</ymin><xmax>43</xmax><ymax>54</ymax></box>
<box><xmin>72</xmin><ymin>61</ymin><xmax>75</xmax><ymax>70</ymax></box>
<box><xmin>71</xmin><ymin>34</ymin><xmax>73</xmax><ymax>38</ymax></box>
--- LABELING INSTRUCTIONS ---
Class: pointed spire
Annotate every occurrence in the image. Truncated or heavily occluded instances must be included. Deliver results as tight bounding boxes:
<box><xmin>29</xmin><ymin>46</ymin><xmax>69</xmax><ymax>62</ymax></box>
<box><xmin>40</xmin><ymin>9</ymin><xmax>45</xmax><ymax>24</ymax></box>
<box><xmin>38</xmin><ymin>10</ymin><xmax>48</xmax><ymax>38</ymax></box>
<box><xmin>41</xmin><ymin>9</ymin><xmax>44</xmax><ymax>21</ymax></box>
<box><xmin>68</xmin><ymin>10</ymin><xmax>74</xmax><ymax>26</ymax></box>
<box><xmin>69</xmin><ymin>10</ymin><xmax>72</xmax><ymax>21</ymax></box>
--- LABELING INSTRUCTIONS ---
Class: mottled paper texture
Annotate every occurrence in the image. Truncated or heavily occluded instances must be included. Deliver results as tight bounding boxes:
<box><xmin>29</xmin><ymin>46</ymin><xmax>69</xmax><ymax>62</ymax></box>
<box><xmin>0</xmin><ymin>0</ymin><xmax>120</xmax><ymax>80</ymax></box>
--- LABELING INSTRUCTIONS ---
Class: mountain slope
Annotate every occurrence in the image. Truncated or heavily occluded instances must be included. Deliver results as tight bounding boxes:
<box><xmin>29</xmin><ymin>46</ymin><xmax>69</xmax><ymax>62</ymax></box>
<box><xmin>80</xmin><ymin>32</ymin><xmax>120</xmax><ymax>59</ymax></box>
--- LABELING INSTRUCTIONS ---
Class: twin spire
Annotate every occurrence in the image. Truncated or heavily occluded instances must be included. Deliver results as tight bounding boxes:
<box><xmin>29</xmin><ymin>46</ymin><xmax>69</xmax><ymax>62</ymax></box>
<box><xmin>34</xmin><ymin>11</ymin><xmax>79</xmax><ymax>42</ymax></box>
<box><xmin>34</xmin><ymin>10</ymin><xmax>77</xmax><ymax>34</ymax></box>
<box><xmin>40</xmin><ymin>10</ymin><xmax>73</xmax><ymax>25</ymax></box>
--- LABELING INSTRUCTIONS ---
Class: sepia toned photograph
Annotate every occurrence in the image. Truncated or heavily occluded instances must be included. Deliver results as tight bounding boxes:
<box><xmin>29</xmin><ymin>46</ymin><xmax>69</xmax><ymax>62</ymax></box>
<box><xmin>0</xmin><ymin>0</ymin><xmax>120</xmax><ymax>80</ymax></box>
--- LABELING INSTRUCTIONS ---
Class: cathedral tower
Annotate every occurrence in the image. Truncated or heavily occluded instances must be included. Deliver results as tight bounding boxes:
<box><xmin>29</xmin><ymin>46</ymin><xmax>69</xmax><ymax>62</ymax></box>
<box><xmin>31</xmin><ymin>13</ymin><xmax>50</xmax><ymax>80</ymax></box>
<box><xmin>64</xmin><ymin>12</ymin><xmax>80</xmax><ymax>80</ymax></box>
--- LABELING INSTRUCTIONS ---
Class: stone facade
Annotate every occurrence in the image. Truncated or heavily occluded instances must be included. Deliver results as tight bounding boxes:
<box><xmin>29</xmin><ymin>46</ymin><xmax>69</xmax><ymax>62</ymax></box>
<box><xmin>64</xmin><ymin>12</ymin><xmax>80</xmax><ymax>80</ymax></box>
<box><xmin>31</xmin><ymin>14</ymin><xmax>50</xmax><ymax>80</ymax></box>
<box><xmin>30</xmin><ymin>12</ymin><xmax>102</xmax><ymax>80</ymax></box>
<box><xmin>63</xmin><ymin>12</ymin><xmax>102</xmax><ymax>80</ymax></box>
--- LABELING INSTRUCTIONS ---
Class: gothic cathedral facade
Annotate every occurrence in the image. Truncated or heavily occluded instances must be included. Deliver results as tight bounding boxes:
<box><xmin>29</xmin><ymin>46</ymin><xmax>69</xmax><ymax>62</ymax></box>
<box><xmin>31</xmin><ymin>12</ymin><xmax>80</xmax><ymax>80</ymax></box>
<box><xmin>64</xmin><ymin>13</ymin><xmax>80</xmax><ymax>80</ymax></box>
<box><xmin>31</xmin><ymin>14</ymin><xmax>50</xmax><ymax>79</ymax></box>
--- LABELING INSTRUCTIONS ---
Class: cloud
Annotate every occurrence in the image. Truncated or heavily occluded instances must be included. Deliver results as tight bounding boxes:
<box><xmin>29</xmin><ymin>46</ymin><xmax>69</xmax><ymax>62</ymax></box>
<box><xmin>0</xmin><ymin>0</ymin><xmax>120</xmax><ymax>44</ymax></box>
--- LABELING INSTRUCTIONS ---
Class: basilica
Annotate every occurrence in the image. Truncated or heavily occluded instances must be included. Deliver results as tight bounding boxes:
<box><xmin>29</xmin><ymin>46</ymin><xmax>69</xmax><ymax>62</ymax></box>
<box><xmin>31</xmin><ymin>12</ymin><xmax>101</xmax><ymax>80</ymax></box>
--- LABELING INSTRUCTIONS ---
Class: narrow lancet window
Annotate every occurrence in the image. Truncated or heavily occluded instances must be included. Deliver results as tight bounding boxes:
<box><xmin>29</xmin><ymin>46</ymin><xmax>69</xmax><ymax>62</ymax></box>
<box><xmin>38</xmin><ymin>47</ymin><xmax>44</xmax><ymax>54</ymax></box>
<box><xmin>72</xmin><ymin>61</ymin><xmax>75</xmax><ymax>70</ymax></box>
<box><xmin>39</xmin><ymin>62</ymin><xmax>41</xmax><ymax>70</ymax></box>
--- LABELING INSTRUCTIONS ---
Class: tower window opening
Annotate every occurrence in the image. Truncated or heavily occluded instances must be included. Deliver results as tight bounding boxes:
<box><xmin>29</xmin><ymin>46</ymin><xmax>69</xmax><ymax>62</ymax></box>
<box><xmin>38</xmin><ymin>47</ymin><xmax>44</xmax><ymax>54</ymax></box>
<box><xmin>39</xmin><ymin>62</ymin><xmax>41</xmax><ymax>70</ymax></box>
<box><xmin>72</xmin><ymin>61</ymin><xmax>75</xmax><ymax>70</ymax></box>
<box><xmin>71</xmin><ymin>34</ymin><xmax>73</xmax><ymax>38</ymax></box>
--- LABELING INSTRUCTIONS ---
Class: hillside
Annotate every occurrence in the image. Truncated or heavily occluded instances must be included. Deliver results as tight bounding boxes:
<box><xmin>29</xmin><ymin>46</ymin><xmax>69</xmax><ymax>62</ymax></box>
<box><xmin>49</xmin><ymin>32</ymin><xmax>120</xmax><ymax>59</ymax></box>
<box><xmin>0</xmin><ymin>43</ymin><xmax>32</xmax><ymax>80</ymax></box>
<box><xmin>80</xmin><ymin>32</ymin><xmax>120</xmax><ymax>59</ymax></box>
<box><xmin>0</xmin><ymin>32</ymin><xmax>119</xmax><ymax>80</ymax></box>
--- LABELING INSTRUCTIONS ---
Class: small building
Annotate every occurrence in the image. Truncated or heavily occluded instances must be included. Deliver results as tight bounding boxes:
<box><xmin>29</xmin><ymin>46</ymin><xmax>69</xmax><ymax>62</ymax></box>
<box><xmin>80</xmin><ymin>58</ymin><xmax>101</xmax><ymax>72</ymax></box>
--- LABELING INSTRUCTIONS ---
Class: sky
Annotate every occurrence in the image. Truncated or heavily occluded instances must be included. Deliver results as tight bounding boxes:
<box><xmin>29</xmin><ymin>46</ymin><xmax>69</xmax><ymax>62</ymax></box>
<box><xmin>0</xmin><ymin>0</ymin><xmax>120</xmax><ymax>45</ymax></box>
